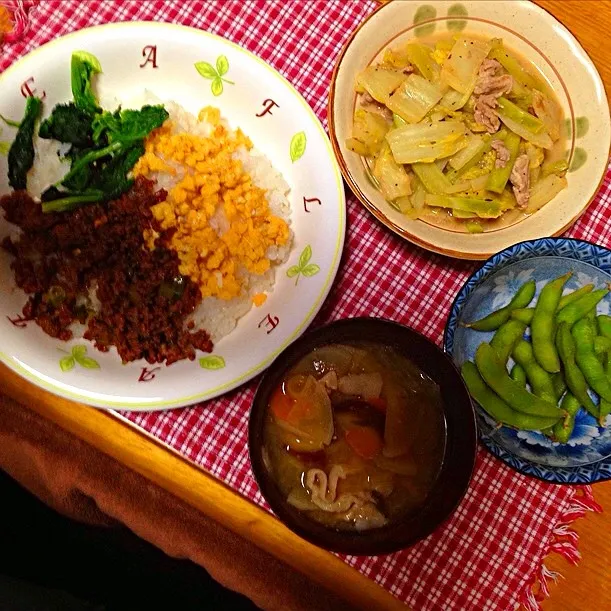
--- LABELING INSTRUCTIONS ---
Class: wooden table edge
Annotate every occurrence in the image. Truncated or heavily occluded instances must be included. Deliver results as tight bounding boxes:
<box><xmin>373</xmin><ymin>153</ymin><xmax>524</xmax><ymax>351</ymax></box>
<box><xmin>0</xmin><ymin>362</ymin><xmax>407</xmax><ymax>611</ymax></box>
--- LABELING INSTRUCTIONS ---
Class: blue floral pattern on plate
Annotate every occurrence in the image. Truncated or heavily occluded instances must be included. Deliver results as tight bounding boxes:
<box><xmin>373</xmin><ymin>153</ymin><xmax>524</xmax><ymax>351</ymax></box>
<box><xmin>444</xmin><ymin>238</ymin><xmax>611</xmax><ymax>484</ymax></box>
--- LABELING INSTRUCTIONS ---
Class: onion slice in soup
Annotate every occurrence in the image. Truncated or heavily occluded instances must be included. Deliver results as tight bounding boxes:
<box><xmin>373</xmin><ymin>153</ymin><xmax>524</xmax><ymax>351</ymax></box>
<box><xmin>274</xmin><ymin>375</ymin><xmax>334</xmax><ymax>452</ymax></box>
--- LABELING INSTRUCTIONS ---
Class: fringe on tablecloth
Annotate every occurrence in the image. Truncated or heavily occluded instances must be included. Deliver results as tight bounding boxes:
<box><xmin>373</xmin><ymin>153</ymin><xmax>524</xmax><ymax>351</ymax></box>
<box><xmin>0</xmin><ymin>0</ymin><xmax>38</xmax><ymax>43</ymax></box>
<box><xmin>520</xmin><ymin>486</ymin><xmax>602</xmax><ymax>611</ymax></box>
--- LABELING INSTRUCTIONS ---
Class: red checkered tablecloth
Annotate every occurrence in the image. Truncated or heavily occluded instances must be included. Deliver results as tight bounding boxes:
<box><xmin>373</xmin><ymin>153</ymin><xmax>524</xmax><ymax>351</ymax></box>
<box><xmin>1</xmin><ymin>1</ymin><xmax>607</xmax><ymax>610</ymax></box>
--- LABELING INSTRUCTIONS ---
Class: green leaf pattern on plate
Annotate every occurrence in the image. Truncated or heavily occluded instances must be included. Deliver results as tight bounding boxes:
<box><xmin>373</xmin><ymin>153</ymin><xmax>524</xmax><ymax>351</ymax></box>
<box><xmin>575</xmin><ymin>117</ymin><xmax>589</xmax><ymax>138</ymax></box>
<box><xmin>199</xmin><ymin>355</ymin><xmax>226</xmax><ymax>370</ymax></box>
<box><xmin>563</xmin><ymin>116</ymin><xmax>589</xmax><ymax>171</ymax></box>
<box><xmin>414</xmin><ymin>5</ymin><xmax>436</xmax><ymax>37</ymax></box>
<box><xmin>447</xmin><ymin>4</ymin><xmax>468</xmax><ymax>32</ymax></box>
<box><xmin>58</xmin><ymin>345</ymin><xmax>100</xmax><ymax>372</ymax></box>
<box><xmin>287</xmin><ymin>245</ymin><xmax>320</xmax><ymax>285</ymax></box>
<box><xmin>570</xmin><ymin>147</ymin><xmax>587</xmax><ymax>172</ymax></box>
<box><xmin>195</xmin><ymin>55</ymin><xmax>235</xmax><ymax>97</ymax></box>
<box><xmin>290</xmin><ymin>131</ymin><xmax>307</xmax><ymax>162</ymax></box>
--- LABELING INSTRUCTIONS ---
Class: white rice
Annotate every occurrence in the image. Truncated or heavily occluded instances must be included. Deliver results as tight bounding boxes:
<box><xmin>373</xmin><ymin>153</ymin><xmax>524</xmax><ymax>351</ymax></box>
<box><xmin>158</xmin><ymin>101</ymin><xmax>293</xmax><ymax>342</ymax></box>
<box><xmin>25</xmin><ymin>99</ymin><xmax>293</xmax><ymax>345</ymax></box>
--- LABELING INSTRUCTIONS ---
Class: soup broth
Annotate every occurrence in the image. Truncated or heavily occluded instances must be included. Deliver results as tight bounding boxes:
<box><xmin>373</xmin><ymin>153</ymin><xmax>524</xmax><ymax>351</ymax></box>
<box><xmin>263</xmin><ymin>342</ymin><xmax>446</xmax><ymax>532</ymax></box>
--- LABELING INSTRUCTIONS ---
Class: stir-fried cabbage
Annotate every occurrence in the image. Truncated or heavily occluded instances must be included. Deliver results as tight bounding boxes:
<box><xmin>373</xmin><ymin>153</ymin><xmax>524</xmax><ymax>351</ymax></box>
<box><xmin>386</xmin><ymin>120</ymin><xmax>467</xmax><ymax>164</ymax></box>
<box><xmin>356</xmin><ymin>66</ymin><xmax>407</xmax><ymax>103</ymax></box>
<box><xmin>346</xmin><ymin>34</ymin><xmax>568</xmax><ymax>229</ymax></box>
<box><xmin>386</xmin><ymin>74</ymin><xmax>444</xmax><ymax>123</ymax></box>
<box><xmin>373</xmin><ymin>144</ymin><xmax>412</xmax><ymax>201</ymax></box>
<box><xmin>440</xmin><ymin>37</ymin><xmax>492</xmax><ymax>94</ymax></box>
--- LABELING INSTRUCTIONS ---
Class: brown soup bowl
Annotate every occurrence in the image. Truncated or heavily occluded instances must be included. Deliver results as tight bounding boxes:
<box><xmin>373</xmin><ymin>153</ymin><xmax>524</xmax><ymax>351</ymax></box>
<box><xmin>248</xmin><ymin>317</ymin><xmax>477</xmax><ymax>555</ymax></box>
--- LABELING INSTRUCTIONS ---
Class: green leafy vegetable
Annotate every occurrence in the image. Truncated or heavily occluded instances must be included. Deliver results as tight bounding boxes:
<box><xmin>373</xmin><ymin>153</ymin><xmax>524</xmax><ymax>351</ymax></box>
<box><xmin>7</xmin><ymin>96</ymin><xmax>42</xmax><ymax>190</ymax></box>
<box><xmin>0</xmin><ymin>113</ymin><xmax>21</xmax><ymax>128</ymax></box>
<box><xmin>39</xmin><ymin>102</ymin><xmax>95</xmax><ymax>147</ymax></box>
<box><xmin>71</xmin><ymin>51</ymin><xmax>102</xmax><ymax>113</ymax></box>
<box><xmin>37</xmin><ymin>52</ymin><xmax>168</xmax><ymax>213</ymax></box>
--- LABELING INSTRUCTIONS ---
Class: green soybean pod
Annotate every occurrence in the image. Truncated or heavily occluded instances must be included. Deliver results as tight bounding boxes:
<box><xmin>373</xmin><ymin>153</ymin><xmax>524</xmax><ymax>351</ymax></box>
<box><xmin>551</xmin><ymin>372</ymin><xmax>567</xmax><ymax>401</ymax></box>
<box><xmin>572</xmin><ymin>318</ymin><xmax>611</xmax><ymax>403</ymax></box>
<box><xmin>600</xmin><ymin>352</ymin><xmax>611</xmax><ymax>426</ymax></box>
<box><xmin>532</xmin><ymin>272</ymin><xmax>572</xmax><ymax>373</ymax></box>
<box><xmin>594</xmin><ymin>336</ymin><xmax>611</xmax><ymax>356</ymax></box>
<box><xmin>463</xmin><ymin>279</ymin><xmax>536</xmax><ymax>331</ymax></box>
<box><xmin>510</xmin><ymin>363</ymin><xmax>527</xmax><ymax>387</ymax></box>
<box><xmin>557</xmin><ymin>283</ymin><xmax>594</xmax><ymax>310</ymax></box>
<box><xmin>556</xmin><ymin>322</ymin><xmax>599</xmax><ymax>418</ymax></box>
<box><xmin>556</xmin><ymin>289</ymin><xmax>609</xmax><ymax>326</ymax></box>
<box><xmin>553</xmin><ymin>392</ymin><xmax>581</xmax><ymax>444</ymax></box>
<box><xmin>474</xmin><ymin>343</ymin><xmax>565</xmax><ymax>418</ymax></box>
<box><xmin>597</xmin><ymin>315</ymin><xmax>611</xmax><ymax>340</ymax></box>
<box><xmin>512</xmin><ymin>340</ymin><xmax>557</xmax><ymax>404</ymax></box>
<box><xmin>461</xmin><ymin>361</ymin><xmax>561</xmax><ymax>431</ymax></box>
<box><xmin>510</xmin><ymin>308</ymin><xmax>534</xmax><ymax>325</ymax></box>
<box><xmin>490</xmin><ymin>319</ymin><xmax>527</xmax><ymax>365</ymax></box>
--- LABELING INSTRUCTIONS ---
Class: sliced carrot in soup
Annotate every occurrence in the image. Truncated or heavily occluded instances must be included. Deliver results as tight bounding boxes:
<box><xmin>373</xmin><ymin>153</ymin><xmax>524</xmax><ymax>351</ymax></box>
<box><xmin>270</xmin><ymin>386</ymin><xmax>295</xmax><ymax>422</ymax></box>
<box><xmin>276</xmin><ymin>375</ymin><xmax>334</xmax><ymax>452</ymax></box>
<box><xmin>345</xmin><ymin>426</ymin><xmax>383</xmax><ymax>460</ymax></box>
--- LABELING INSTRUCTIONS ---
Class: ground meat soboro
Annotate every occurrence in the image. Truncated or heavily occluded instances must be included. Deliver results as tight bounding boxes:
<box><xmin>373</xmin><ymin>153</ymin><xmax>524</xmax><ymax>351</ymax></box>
<box><xmin>0</xmin><ymin>177</ymin><xmax>213</xmax><ymax>365</ymax></box>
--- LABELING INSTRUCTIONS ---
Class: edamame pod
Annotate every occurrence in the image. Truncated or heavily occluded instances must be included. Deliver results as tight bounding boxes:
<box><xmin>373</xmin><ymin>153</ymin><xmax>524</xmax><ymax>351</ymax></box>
<box><xmin>463</xmin><ymin>279</ymin><xmax>536</xmax><ymax>331</ymax></box>
<box><xmin>597</xmin><ymin>315</ymin><xmax>611</xmax><ymax>340</ymax></box>
<box><xmin>532</xmin><ymin>272</ymin><xmax>572</xmax><ymax>373</ymax></box>
<box><xmin>600</xmin><ymin>352</ymin><xmax>611</xmax><ymax>426</ymax></box>
<box><xmin>557</xmin><ymin>284</ymin><xmax>594</xmax><ymax>310</ymax></box>
<box><xmin>510</xmin><ymin>308</ymin><xmax>534</xmax><ymax>325</ymax></box>
<box><xmin>474</xmin><ymin>343</ymin><xmax>565</xmax><ymax>418</ymax></box>
<box><xmin>490</xmin><ymin>319</ymin><xmax>527</xmax><ymax>365</ymax></box>
<box><xmin>556</xmin><ymin>289</ymin><xmax>609</xmax><ymax>326</ymax></box>
<box><xmin>555</xmin><ymin>322</ymin><xmax>599</xmax><ymax>417</ymax></box>
<box><xmin>512</xmin><ymin>340</ymin><xmax>556</xmax><ymax>404</ymax></box>
<box><xmin>552</xmin><ymin>372</ymin><xmax>567</xmax><ymax>401</ymax></box>
<box><xmin>461</xmin><ymin>361</ymin><xmax>561</xmax><ymax>431</ymax></box>
<box><xmin>510</xmin><ymin>363</ymin><xmax>527</xmax><ymax>387</ymax></box>
<box><xmin>552</xmin><ymin>392</ymin><xmax>581</xmax><ymax>443</ymax></box>
<box><xmin>572</xmin><ymin>318</ymin><xmax>611</xmax><ymax>404</ymax></box>
<box><xmin>594</xmin><ymin>336</ymin><xmax>611</xmax><ymax>355</ymax></box>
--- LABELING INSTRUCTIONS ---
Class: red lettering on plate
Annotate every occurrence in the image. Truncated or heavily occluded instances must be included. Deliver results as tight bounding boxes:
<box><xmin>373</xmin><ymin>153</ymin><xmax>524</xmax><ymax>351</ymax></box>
<box><xmin>6</xmin><ymin>314</ymin><xmax>32</xmax><ymax>328</ymax></box>
<box><xmin>256</xmin><ymin>99</ymin><xmax>279</xmax><ymax>117</ymax></box>
<box><xmin>258</xmin><ymin>314</ymin><xmax>279</xmax><ymax>334</ymax></box>
<box><xmin>303</xmin><ymin>196</ymin><xmax>321</xmax><ymax>213</ymax></box>
<box><xmin>140</xmin><ymin>45</ymin><xmax>158</xmax><ymax>68</ymax></box>
<box><xmin>20</xmin><ymin>77</ymin><xmax>45</xmax><ymax>99</ymax></box>
<box><xmin>138</xmin><ymin>366</ymin><xmax>161</xmax><ymax>382</ymax></box>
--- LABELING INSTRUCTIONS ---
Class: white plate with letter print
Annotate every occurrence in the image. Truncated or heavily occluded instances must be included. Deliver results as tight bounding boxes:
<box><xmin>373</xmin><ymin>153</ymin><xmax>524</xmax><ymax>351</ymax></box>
<box><xmin>0</xmin><ymin>23</ymin><xmax>345</xmax><ymax>409</ymax></box>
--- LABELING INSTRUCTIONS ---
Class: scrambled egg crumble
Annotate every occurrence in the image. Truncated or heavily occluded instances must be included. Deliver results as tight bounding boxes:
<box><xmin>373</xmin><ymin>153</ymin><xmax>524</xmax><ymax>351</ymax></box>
<box><xmin>133</xmin><ymin>107</ymin><xmax>290</xmax><ymax>301</ymax></box>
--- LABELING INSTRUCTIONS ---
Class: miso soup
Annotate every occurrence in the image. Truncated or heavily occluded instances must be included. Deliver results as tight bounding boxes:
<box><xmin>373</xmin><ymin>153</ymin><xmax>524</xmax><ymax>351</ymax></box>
<box><xmin>262</xmin><ymin>342</ymin><xmax>446</xmax><ymax>532</ymax></box>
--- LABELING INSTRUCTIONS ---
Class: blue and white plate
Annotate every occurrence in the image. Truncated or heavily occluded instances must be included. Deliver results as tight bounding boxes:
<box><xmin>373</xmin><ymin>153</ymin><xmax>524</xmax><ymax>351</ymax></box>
<box><xmin>444</xmin><ymin>238</ymin><xmax>611</xmax><ymax>484</ymax></box>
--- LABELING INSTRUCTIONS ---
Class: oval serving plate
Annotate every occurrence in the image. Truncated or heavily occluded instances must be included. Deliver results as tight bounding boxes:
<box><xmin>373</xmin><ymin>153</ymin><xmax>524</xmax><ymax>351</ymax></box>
<box><xmin>444</xmin><ymin>238</ymin><xmax>611</xmax><ymax>484</ymax></box>
<box><xmin>328</xmin><ymin>0</ymin><xmax>610</xmax><ymax>260</ymax></box>
<box><xmin>0</xmin><ymin>22</ymin><xmax>345</xmax><ymax>410</ymax></box>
